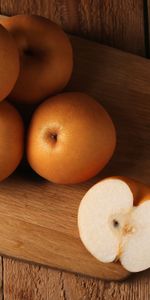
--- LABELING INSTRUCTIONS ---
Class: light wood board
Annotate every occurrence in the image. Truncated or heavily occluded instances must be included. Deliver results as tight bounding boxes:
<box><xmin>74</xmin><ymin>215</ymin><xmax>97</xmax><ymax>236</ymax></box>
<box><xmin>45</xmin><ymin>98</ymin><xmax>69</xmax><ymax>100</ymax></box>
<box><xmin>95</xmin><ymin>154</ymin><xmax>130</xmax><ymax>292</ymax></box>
<box><xmin>0</xmin><ymin>36</ymin><xmax>149</xmax><ymax>281</ymax></box>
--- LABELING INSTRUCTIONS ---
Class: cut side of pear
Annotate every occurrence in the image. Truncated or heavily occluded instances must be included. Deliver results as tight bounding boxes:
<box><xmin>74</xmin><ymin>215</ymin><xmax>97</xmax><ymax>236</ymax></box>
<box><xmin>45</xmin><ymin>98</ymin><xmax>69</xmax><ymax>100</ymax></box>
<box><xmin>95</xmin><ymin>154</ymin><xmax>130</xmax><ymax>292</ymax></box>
<box><xmin>120</xmin><ymin>201</ymin><xmax>150</xmax><ymax>272</ymax></box>
<box><xmin>78</xmin><ymin>177</ymin><xmax>150</xmax><ymax>273</ymax></box>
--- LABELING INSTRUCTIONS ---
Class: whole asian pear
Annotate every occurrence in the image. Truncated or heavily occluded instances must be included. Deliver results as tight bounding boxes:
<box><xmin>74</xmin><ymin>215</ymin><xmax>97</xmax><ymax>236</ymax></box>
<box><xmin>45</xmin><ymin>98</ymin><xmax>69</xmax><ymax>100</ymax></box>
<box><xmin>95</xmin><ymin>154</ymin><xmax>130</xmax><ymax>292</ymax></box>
<box><xmin>0</xmin><ymin>24</ymin><xmax>19</xmax><ymax>102</ymax></box>
<box><xmin>27</xmin><ymin>92</ymin><xmax>116</xmax><ymax>184</ymax></box>
<box><xmin>0</xmin><ymin>101</ymin><xmax>24</xmax><ymax>181</ymax></box>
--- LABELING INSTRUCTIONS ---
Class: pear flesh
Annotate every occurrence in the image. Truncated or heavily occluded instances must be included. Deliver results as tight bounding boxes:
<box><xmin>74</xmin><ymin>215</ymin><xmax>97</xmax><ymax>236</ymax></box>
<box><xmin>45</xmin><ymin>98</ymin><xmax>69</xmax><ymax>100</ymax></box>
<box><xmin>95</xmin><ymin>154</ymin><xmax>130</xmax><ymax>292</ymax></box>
<box><xmin>78</xmin><ymin>178</ymin><xmax>150</xmax><ymax>272</ymax></box>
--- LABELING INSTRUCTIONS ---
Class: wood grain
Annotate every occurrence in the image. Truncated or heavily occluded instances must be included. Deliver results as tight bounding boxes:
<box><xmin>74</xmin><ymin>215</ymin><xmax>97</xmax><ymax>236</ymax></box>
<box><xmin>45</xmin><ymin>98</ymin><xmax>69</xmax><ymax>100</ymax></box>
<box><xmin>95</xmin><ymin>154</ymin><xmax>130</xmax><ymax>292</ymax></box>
<box><xmin>68</xmin><ymin>37</ymin><xmax>150</xmax><ymax>185</ymax></box>
<box><xmin>0</xmin><ymin>36</ymin><xmax>149</xmax><ymax>281</ymax></box>
<box><xmin>0</xmin><ymin>257</ymin><xmax>3</xmax><ymax>300</ymax></box>
<box><xmin>147</xmin><ymin>0</ymin><xmax>150</xmax><ymax>56</ymax></box>
<box><xmin>3</xmin><ymin>258</ymin><xmax>63</xmax><ymax>300</ymax></box>
<box><xmin>0</xmin><ymin>0</ymin><xmax>145</xmax><ymax>55</ymax></box>
<box><xmin>3</xmin><ymin>258</ymin><xmax>150</xmax><ymax>300</ymax></box>
<box><xmin>0</xmin><ymin>174</ymin><xmax>129</xmax><ymax>281</ymax></box>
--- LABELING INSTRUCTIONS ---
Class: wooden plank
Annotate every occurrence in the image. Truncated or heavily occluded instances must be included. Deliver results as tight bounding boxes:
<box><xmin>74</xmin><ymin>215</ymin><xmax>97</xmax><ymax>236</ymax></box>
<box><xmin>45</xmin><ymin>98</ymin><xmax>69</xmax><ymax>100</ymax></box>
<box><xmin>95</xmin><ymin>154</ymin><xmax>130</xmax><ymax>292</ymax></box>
<box><xmin>0</xmin><ymin>257</ymin><xmax>3</xmax><ymax>300</ymax></box>
<box><xmin>147</xmin><ymin>0</ymin><xmax>150</xmax><ymax>56</ymax></box>
<box><xmin>0</xmin><ymin>0</ymin><xmax>145</xmax><ymax>55</ymax></box>
<box><xmin>3</xmin><ymin>258</ymin><xmax>63</xmax><ymax>300</ymax></box>
<box><xmin>68</xmin><ymin>37</ymin><xmax>150</xmax><ymax>185</ymax></box>
<box><xmin>0</xmin><ymin>36</ymin><xmax>149</xmax><ymax>280</ymax></box>
<box><xmin>3</xmin><ymin>258</ymin><xmax>150</xmax><ymax>300</ymax></box>
<box><xmin>0</xmin><ymin>176</ymin><xmax>129</xmax><ymax>281</ymax></box>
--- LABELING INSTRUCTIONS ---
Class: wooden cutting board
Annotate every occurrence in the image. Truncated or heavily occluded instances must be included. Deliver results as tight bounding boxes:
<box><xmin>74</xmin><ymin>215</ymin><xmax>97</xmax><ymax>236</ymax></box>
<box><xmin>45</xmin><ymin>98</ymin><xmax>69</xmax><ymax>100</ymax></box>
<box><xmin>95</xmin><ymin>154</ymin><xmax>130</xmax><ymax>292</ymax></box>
<box><xmin>0</xmin><ymin>36</ymin><xmax>149</xmax><ymax>281</ymax></box>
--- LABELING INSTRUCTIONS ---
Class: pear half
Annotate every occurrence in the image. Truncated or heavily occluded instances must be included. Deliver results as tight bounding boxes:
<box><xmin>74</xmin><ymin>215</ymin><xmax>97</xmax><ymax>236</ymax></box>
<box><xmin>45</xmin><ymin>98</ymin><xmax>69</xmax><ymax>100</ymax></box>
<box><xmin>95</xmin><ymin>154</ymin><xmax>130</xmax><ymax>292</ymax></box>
<box><xmin>78</xmin><ymin>177</ymin><xmax>150</xmax><ymax>272</ymax></box>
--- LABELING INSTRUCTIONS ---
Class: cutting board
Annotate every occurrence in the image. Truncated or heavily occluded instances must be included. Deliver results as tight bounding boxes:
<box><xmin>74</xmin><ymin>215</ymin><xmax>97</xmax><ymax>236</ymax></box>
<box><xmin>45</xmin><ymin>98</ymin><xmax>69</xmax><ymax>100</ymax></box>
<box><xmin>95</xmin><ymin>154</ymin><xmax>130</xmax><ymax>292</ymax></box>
<box><xmin>0</xmin><ymin>36</ymin><xmax>149</xmax><ymax>281</ymax></box>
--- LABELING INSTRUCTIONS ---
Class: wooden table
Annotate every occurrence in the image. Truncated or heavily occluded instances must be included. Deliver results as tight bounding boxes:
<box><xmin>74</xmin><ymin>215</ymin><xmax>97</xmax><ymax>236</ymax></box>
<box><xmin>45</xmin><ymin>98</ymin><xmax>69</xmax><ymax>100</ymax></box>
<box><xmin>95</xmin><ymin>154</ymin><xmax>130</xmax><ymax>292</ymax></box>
<box><xmin>0</xmin><ymin>1</ymin><xmax>150</xmax><ymax>299</ymax></box>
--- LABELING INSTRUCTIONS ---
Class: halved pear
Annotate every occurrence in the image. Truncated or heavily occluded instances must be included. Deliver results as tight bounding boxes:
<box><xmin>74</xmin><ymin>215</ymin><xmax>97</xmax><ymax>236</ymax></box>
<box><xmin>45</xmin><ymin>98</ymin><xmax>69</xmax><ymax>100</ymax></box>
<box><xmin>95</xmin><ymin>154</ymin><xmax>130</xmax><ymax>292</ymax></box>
<box><xmin>78</xmin><ymin>177</ymin><xmax>150</xmax><ymax>272</ymax></box>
